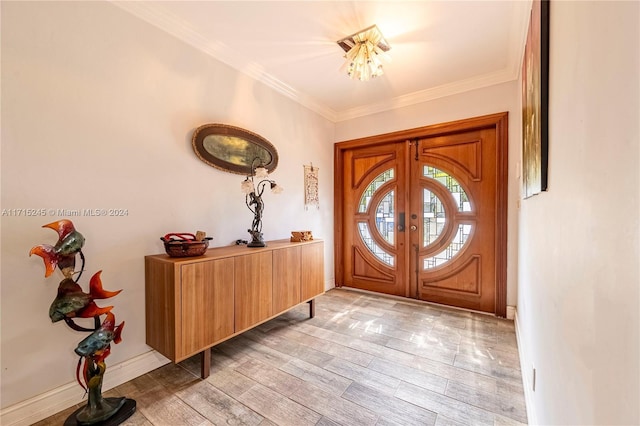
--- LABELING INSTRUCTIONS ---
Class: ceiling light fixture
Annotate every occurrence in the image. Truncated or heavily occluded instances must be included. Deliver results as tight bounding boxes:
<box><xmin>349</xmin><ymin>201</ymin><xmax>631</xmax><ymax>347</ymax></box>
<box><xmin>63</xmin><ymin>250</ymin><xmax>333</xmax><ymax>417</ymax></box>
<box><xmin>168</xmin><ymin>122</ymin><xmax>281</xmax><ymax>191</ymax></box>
<box><xmin>337</xmin><ymin>24</ymin><xmax>391</xmax><ymax>81</ymax></box>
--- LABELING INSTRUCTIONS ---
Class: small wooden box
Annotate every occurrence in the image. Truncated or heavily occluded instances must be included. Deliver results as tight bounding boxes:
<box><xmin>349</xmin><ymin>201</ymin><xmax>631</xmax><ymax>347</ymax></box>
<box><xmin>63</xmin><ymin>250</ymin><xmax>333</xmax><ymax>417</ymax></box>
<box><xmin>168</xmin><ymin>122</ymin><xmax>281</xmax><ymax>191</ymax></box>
<box><xmin>290</xmin><ymin>231</ymin><xmax>313</xmax><ymax>242</ymax></box>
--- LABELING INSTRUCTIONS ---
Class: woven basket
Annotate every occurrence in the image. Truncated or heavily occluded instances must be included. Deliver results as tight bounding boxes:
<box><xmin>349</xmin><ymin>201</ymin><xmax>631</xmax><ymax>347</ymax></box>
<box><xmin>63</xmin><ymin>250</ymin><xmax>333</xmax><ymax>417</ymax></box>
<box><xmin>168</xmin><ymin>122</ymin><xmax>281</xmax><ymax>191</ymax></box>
<box><xmin>161</xmin><ymin>233</ymin><xmax>212</xmax><ymax>258</ymax></box>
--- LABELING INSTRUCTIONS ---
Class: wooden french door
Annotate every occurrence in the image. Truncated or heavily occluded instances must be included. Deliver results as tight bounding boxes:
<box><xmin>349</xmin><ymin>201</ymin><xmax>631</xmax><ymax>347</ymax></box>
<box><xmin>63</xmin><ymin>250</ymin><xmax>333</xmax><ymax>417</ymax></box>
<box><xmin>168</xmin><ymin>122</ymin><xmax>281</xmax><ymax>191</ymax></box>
<box><xmin>338</xmin><ymin>142</ymin><xmax>410</xmax><ymax>296</ymax></box>
<box><xmin>335</xmin><ymin>113</ymin><xmax>508</xmax><ymax>316</ymax></box>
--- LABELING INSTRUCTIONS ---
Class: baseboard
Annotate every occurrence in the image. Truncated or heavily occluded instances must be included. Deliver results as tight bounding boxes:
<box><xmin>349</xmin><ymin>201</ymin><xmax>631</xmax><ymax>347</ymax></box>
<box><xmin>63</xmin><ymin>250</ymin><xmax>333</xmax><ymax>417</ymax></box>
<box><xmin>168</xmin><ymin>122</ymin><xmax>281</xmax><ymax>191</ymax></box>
<box><xmin>506</xmin><ymin>305</ymin><xmax>516</xmax><ymax>320</ymax></box>
<box><xmin>0</xmin><ymin>350</ymin><xmax>170</xmax><ymax>426</ymax></box>
<box><xmin>324</xmin><ymin>278</ymin><xmax>335</xmax><ymax>291</ymax></box>
<box><xmin>514</xmin><ymin>308</ymin><xmax>538</xmax><ymax>425</ymax></box>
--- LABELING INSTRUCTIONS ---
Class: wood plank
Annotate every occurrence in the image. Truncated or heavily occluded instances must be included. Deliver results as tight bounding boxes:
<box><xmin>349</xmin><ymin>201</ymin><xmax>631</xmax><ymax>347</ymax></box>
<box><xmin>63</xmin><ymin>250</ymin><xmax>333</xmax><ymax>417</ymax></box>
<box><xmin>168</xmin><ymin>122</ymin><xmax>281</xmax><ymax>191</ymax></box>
<box><xmin>147</xmin><ymin>363</ymin><xmax>201</xmax><ymax>390</ymax></box>
<box><xmin>234</xmin><ymin>357</ymin><xmax>303</xmax><ymax>397</ymax></box>
<box><xmin>293</xmin><ymin>323</ymin><xmax>414</xmax><ymax>365</ymax></box>
<box><xmin>453</xmin><ymin>353</ymin><xmax>524</xmax><ymax>386</ymax></box>
<box><xmin>342</xmin><ymin>382</ymin><xmax>438</xmax><ymax>425</ymax></box>
<box><xmin>445</xmin><ymin>380</ymin><xmax>528</xmax><ymax>424</ymax></box>
<box><xmin>207</xmin><ymin>368</ymin><xmax>258</xmax><ymax>399</ymax></box>
<box><xmin>134</xmin><ymin>386</ymin><xmax>211</xmax><ymax>426</ymax></box>
<box><xmin>262</xmin><ymin>326</ymin><xmax>375</xmax><ymax>367</ymax></box>
<box><xmin>315</xmin><ymin>418</ymin><xmax>341</xmax><ymax>426</ymax></box>
<box><xmin>323</xmin><ymin>357</ymin><xmax>401</xmax><ymax>395</ymax></box>
<box><xmin>302</xmin><ymin>309</ymin><xmax>392</xmax><ymax>346</ymax></box>
<box><xmin>220</xmin><ymin>335</ymin><xmax>293</xmax><ymax>369</ymax></box>
<box><xmin>385</xmin><ymin>335</ymin><xmax>457</xmax><ymax>365</ymax></box>
<box><xmin>407</xmin><ymin>354</ymin><xmax>499</xmax><ymax>394</ymax></box>
<box><xmin>175</xmin><ymin>380</ymin><xmax>264</xmax><ymax>426</ymax></box>
<box><xmin>280</xmin><ymin>358</ymin><xmax>352</xmax><ymax>395</ymax></box>
<box><xmin>365</xmin><ymin>357</ymin><xmax>448</xmax><ymax>393</ymax></box>
<box><xmin>394</xmin><ymin>381</ymin><xmax>495</xmax><ymax>426</ymax></box>
<box><xmin>236</xmin><ymin>384</ymin><xmax>322</xmax><ymax>426</ymax></box>
<box><xmin>289</xmin><ymin>380</ymin><xmax>379</xmax><ymax>426</ymax></box>
<box><xmin>243</xmin><ymin>328</ymin><xmax>334</xmax><ymax>368</ymax></box>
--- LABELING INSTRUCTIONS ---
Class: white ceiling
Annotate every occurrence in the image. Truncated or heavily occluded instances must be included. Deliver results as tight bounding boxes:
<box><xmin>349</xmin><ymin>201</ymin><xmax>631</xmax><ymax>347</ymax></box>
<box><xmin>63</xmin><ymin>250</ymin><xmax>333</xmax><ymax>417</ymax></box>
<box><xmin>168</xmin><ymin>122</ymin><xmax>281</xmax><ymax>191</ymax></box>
<box><xmin>112</xmin><ymin>1</ymin><xmax>532</xmax><ymax>122</ymax></box>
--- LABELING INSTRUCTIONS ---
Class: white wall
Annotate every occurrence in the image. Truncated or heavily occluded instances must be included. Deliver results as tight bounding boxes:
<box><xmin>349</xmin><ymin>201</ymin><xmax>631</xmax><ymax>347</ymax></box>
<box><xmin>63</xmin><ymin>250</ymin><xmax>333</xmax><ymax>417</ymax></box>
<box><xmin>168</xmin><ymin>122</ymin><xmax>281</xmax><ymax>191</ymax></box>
<box><xmin>1</xmin><ymin>1</ymin><xmax>334</xmax><ymax>410</ymax></box>
<box><xmin>335</xmin><ymin>81</ymin><xmax>521</xmax><ymax>308</ymax></box>
<box><xmin>5</xmin><ymin>1</ymin><xmax>638</xmax><ymax>424</ymax></box>
<box><xmin>517</xmin><ymin>1</ymin><xmax>639</xmax><ymax>424</ymax></box>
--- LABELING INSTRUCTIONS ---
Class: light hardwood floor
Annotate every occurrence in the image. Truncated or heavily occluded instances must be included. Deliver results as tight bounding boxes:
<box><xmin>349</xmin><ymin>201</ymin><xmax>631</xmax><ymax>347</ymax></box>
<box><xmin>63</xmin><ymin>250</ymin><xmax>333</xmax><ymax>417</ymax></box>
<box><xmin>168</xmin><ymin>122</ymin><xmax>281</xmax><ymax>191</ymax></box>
<box><xmin>35</xmin><ymin>289</ymin><xmax>527</xmax><ymax>425</ymax></box>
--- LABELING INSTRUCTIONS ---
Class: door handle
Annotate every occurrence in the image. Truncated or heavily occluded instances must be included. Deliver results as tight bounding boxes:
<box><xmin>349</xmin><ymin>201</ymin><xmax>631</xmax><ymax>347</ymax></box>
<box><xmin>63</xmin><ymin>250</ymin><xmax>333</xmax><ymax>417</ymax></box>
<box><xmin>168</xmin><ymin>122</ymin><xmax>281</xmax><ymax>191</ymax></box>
<box><xmin>410</xmin><ymin>225</ymin><xmax>417</xmax><ymax>231</ymax></box>
<box><xmin>398</xmin><ymin>213</ymin><xmax>405</xmax><ymax>232</ymax></box>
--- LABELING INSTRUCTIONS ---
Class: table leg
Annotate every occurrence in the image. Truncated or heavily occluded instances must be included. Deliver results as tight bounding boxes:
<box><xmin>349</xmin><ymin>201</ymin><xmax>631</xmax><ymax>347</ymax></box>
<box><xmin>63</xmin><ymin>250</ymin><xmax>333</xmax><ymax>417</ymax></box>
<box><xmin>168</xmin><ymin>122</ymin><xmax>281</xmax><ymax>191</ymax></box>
<box><xmin>201</xmin><ymin>347</ymin><xmax>211</xmax><ymax>379</ymax></box>
<box><xmin>308</xmin><ymin>299</ymin><xmax>315</xmax><ymax>318</ymax></box>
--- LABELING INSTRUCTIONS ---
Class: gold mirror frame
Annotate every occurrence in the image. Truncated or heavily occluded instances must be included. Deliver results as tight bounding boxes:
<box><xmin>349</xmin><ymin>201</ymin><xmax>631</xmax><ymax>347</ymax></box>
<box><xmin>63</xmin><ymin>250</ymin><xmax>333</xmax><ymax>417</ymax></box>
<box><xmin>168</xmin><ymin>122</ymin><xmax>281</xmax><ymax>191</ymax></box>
<box><xmin>192</xmin><ymin>124</ymin><xmax>279</xmax><ymax>175</ymax></box>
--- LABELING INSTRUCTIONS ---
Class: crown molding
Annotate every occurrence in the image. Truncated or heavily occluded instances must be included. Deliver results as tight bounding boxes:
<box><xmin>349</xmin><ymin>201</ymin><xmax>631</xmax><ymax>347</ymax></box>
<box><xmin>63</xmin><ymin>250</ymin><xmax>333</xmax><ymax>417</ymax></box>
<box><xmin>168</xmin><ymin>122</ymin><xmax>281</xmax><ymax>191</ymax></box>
<box><xmin>109</xmin><ymin>1</ymin><xmax>338</xmax><ymax>122</ymax></box>
<box><xmin>110</xmin><ymin>1</ymin><xmax>529</xmax><ymax>124</ymax></box>
<box><xmin>337</xmin><ymin>1</ymin><xmax>531</xmax><ymax>122</ymax></box>
<box><xmin>336</xmin><ymin>68</ymin><xmax>518</xmax><ymax>122</ymax></box>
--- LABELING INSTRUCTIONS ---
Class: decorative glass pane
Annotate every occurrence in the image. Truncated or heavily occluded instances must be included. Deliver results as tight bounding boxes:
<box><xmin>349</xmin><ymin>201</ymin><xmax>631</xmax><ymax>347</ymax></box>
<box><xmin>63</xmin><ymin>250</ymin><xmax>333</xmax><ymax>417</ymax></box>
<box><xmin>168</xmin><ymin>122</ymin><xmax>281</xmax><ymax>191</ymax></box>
<box><xmin>423</xmin><ymin>166</ymin><xmax>472</xmax><ymax>212</ymax></box>
<box><xmin>358</xmin><ymin>222</ymin><xmax>395</xmax><ymax>266</ymax></box>
<box><xmin>423</xmin><ymin>189</ymin><xmax>446</xmax><ymax>246</ymax></box>
<box><xmin>358</xmin><ymin>169</ymin><xmax>394</xmax><ymax>213</ymax></box>
<box><xmin>376</xmin><ymin>190</ymin><xmax>394</xmax><ymax>245</ymax></box>
<box><xmin>423</xmin><ymin>224</ymin><xmax>473</xmax><ymax>269</ymax></box>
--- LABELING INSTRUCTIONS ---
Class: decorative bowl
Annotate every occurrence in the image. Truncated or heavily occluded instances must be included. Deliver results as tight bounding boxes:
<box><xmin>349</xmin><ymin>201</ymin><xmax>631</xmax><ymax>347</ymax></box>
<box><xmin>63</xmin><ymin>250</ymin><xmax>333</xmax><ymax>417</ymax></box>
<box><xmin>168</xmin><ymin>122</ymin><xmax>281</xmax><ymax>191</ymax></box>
<box><xmin>160</xmin><ymin>233</ymin><xmax>212</xmax><ymax>258</ymax></box>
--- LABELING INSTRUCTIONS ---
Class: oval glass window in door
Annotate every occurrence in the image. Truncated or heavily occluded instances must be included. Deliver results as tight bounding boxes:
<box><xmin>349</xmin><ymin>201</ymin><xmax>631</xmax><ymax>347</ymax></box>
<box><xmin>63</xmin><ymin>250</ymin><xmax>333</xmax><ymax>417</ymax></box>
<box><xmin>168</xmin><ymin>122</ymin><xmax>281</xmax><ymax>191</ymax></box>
<box><xmin>422</xmin><ymin>166</ymin><xmax>474</xmax><ymax>269</ymax></box>
<box><xmin>423</xmin><ymin>166</ymin><xmax>472</xmax><ymax>212</ymax></box>
<box><xmin>423</xmin><ymin>189</ymin><xmax>446</xmax><ymax>247</ymax></box>
<box><xmin>423</xmin><ymin>223</ymin><xmax>473</xmax><ymax>269</ymax></box>
<box><xmin>358</xmin><ymin>222</ymin><xmax>395</xmax><ymax>266</ymax></box>
<box><xmin>375</xmin><ymin>190</ymin><xmax>394</xmax><ymax>245</ymax></box>
<box><xmin>358</xmin><ymin>169</ymin><xmax>394</xmax><ymax>213</ymax></box>
<box><xmin>357</xmin><ymin>168</ymin><xmax>395</xmax><ymax>266</ymax></box>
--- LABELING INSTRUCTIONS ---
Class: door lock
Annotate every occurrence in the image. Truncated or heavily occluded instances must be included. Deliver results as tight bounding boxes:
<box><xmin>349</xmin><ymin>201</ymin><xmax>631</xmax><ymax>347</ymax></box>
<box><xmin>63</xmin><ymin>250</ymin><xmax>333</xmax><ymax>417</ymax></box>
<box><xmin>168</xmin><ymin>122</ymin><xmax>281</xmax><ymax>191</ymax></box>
<box><xmin>410</xmin><ymin>225</ymin><xmax>417</xmax><ymax>231</ymax></box>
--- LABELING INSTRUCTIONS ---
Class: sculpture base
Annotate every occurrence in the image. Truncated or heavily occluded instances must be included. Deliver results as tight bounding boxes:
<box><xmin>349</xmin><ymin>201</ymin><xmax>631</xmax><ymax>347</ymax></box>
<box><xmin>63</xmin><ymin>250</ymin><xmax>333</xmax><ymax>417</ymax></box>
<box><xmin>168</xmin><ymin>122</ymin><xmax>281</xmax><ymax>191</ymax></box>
<box><xmin>64</xmin><ymin>398</ymin><xmax>136</xmax><ymax>426</ymax></box>
<box><xmin>247</xmin><ymin>230</ymin><xmax>266</xmax><ymax>248</ymax></box>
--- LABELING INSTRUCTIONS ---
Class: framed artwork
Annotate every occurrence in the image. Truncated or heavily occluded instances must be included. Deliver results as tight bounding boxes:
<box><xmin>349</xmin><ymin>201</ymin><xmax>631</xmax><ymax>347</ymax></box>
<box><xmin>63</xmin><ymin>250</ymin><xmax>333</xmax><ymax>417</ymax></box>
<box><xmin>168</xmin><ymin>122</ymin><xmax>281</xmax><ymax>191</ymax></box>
<box><xmin>304</xmin><ymin>164</ymin><xmax>319</xmax><ymax>210</ymax></box>
<box><xmin>192</xmin><ymin>123</ymin><xmax>279</xmax><ymax>175</ymax></box>
<box><xmin>522</xmin><ymin>0</ymin><xmax>550</xmax><ymax>198</ymax></box>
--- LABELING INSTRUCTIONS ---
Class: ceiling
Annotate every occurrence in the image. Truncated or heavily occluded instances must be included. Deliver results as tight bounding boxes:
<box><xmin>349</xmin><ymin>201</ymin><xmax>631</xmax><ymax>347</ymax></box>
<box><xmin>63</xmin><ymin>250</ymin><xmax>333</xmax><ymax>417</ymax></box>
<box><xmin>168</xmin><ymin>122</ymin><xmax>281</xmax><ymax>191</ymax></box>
<box><xmin>112</xmin><ymin>1</ymin><xmax>532</xmax><ymax>122</ymax></box>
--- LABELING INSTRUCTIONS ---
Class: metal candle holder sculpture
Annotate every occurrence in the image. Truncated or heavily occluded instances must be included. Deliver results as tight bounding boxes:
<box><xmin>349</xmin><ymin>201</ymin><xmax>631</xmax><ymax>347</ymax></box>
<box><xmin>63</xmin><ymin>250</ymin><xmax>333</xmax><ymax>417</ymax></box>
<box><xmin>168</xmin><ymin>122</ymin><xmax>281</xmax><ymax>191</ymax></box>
<box><xmin>30</xmin><ymin>219</ymin><xmax>135</xmax><ymax>425</ymax></box>
<box><xmin>241</xmin><ymin>158</ymin><xmax>283</xmax><ymax>247</ymax></box>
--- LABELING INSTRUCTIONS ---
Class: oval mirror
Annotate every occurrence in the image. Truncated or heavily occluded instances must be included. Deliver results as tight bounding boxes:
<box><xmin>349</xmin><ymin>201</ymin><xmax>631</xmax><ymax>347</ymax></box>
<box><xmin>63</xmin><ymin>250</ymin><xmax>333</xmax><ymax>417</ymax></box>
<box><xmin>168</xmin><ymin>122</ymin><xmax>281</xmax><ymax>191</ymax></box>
<box><xmin>192</xmin><ymin>124</ymin><xmax>279</xmax><ymax>175</ymax></box>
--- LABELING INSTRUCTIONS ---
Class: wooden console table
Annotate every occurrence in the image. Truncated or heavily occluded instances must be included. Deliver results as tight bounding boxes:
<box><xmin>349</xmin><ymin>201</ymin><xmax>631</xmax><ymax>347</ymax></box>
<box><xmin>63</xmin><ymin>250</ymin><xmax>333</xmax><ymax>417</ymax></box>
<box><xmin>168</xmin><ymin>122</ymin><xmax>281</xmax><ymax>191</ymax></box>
<box><xmin>145</xmin><ymin>239</ymin><xmax>324</xmax><ymax>378</ymax></box>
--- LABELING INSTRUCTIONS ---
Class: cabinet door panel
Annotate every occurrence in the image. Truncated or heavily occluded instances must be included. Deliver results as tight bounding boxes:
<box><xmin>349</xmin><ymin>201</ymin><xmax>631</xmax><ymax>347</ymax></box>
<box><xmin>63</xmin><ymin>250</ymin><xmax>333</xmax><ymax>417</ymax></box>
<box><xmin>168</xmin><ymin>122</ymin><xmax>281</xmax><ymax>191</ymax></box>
<box><xmin>235</xmin><ymin>252</ymin><xmax>273</xmax><ymax>331</ymax></box>
<box><xmin>301</xmin><ymin>243</ymin><xmax>325</xmax><ymax>301</ymax></box>
<box><xmin>180</xmin><ymin>258</ymin><xmax>234</xmax><ymax>358</ymax></box>
<box><xmin>145</xmin><ymin>260</ymin><xmax>178</xmax><ymax>361</ymax></box>
<box><xmin>273</xmin><ymin>246</ymin><xmax>302</xmax><ymax>312</ymax></box>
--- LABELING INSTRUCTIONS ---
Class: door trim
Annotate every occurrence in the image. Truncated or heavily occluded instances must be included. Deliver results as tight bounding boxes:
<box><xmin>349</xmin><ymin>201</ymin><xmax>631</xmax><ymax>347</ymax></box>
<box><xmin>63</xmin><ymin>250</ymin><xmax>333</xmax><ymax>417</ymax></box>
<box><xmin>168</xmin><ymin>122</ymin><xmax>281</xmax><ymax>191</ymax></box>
<box><xmin>334</xmin><ymin>112</ymin><xmax>508</xmax><ymax>317</ymax></box>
